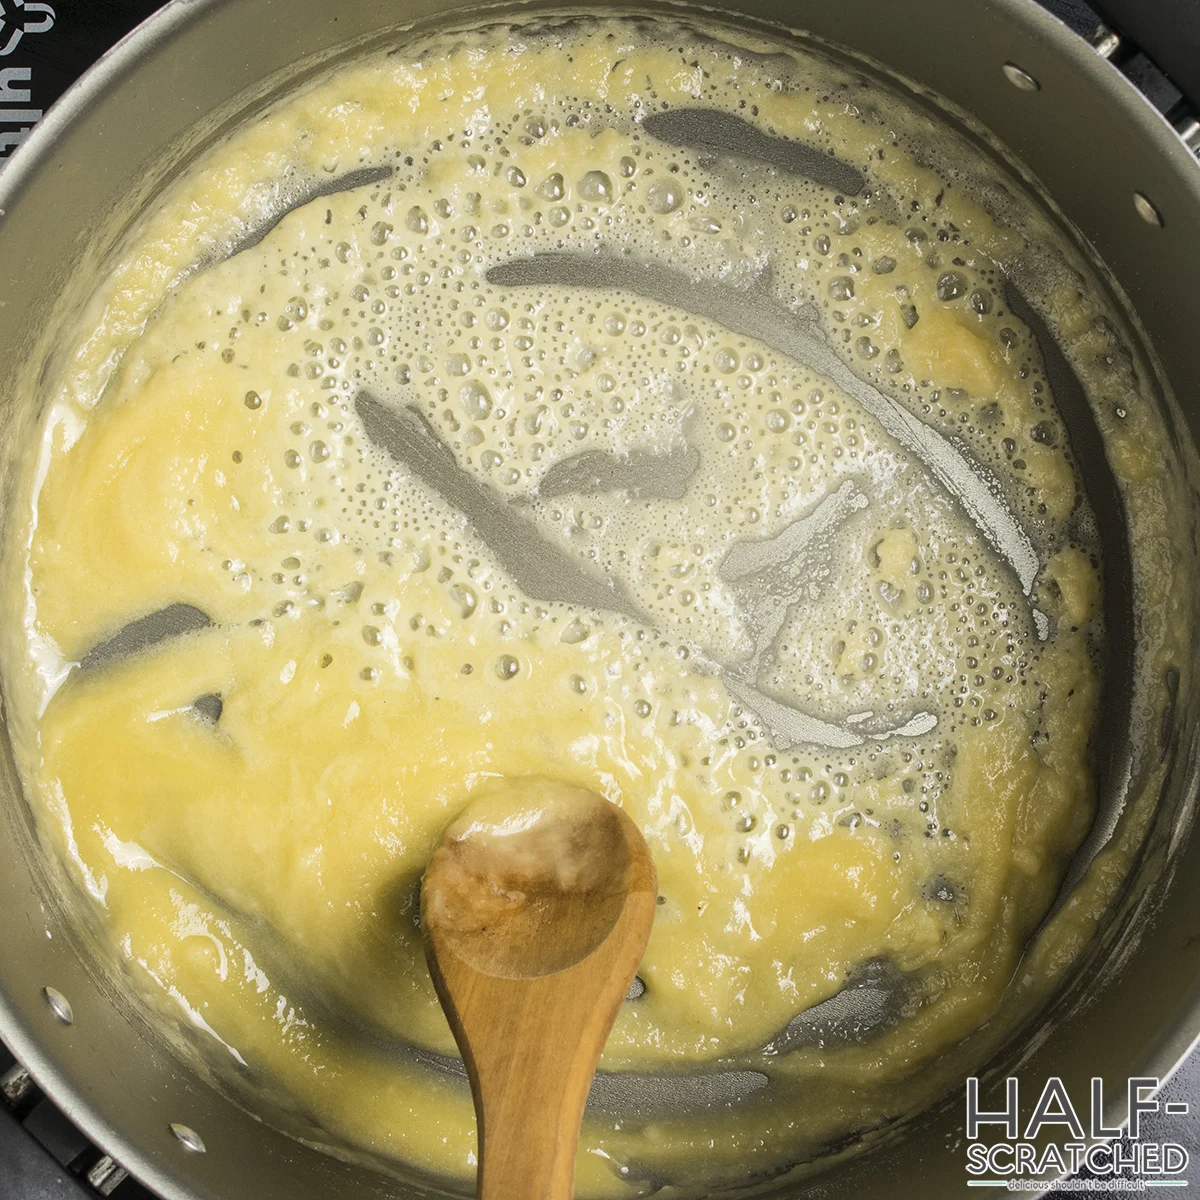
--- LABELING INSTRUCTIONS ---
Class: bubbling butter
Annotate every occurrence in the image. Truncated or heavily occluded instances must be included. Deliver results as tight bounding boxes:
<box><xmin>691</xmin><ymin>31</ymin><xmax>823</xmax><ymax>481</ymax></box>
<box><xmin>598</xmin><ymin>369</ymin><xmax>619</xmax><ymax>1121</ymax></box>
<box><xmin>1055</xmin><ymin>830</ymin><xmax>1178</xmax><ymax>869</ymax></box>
<box><xmin>5</xmin><ymin>12</ymin><xmax>1163</xmax><ymax>1195</ymax></box>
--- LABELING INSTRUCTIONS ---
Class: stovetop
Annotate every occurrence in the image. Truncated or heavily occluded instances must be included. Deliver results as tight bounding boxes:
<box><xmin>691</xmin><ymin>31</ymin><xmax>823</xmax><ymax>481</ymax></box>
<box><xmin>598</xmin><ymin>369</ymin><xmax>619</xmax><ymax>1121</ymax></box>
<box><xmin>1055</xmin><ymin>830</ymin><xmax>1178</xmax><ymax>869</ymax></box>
<box><xmin>0</xmin><ymin>2</ymin><xmax>1196</xmax><ymax>1198</ymax></box>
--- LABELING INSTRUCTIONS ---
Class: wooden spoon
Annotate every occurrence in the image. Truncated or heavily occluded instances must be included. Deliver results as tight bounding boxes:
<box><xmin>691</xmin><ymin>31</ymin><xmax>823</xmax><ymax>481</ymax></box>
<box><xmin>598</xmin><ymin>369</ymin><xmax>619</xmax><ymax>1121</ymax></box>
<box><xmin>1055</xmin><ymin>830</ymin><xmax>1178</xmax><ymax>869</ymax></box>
<box><xmin>421</xmin><ymin>777</ymin><xmax>657</xmax><ymax>1200</ymax></box>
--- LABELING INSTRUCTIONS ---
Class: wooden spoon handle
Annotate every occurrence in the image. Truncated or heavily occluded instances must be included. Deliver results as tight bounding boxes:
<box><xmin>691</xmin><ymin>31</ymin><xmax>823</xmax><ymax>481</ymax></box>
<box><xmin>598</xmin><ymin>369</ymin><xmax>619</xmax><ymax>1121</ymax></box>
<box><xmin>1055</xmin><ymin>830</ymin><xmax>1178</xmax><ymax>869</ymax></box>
<box><xmin>469</xmin><ymin>974</ymin><xmax>608</xmax><ymax>1200</ymax></box>
<box><xmin>429</xmin><ymin>917</ymin><xmax>642</xmax><ymax>1200</ymax></box>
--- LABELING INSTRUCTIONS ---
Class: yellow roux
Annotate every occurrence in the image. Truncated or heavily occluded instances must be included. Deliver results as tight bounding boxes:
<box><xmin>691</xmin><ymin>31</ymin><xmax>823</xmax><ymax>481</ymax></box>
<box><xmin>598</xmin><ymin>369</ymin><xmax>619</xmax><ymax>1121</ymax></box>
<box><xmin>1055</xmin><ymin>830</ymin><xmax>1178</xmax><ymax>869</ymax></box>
<box><xmin>1</xmin><ymin>14</ymin><xmax>1183</xmax><ymax>1195</ymax></box>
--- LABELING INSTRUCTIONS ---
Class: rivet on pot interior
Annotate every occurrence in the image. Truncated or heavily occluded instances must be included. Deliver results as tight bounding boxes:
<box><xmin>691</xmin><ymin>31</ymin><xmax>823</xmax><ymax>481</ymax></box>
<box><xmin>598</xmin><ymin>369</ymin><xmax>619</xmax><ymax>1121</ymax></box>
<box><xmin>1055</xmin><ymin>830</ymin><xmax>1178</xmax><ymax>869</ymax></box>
<box><xmin>1133</xmin><ymin>192</ymin><xmax>1165</xmax><ymax>227</ymax></box>
<box><xmin>169</xmin><ymin>1123</ymin><xmax>207</xmax><ymax>1154</ymax></box>
<box><xmin>42</xmin><ymin>987</ymin><xmax>73</xmax><ymax>1025</ymax></box>
<box><xmin>1002</xmin><ymin>62</ymin><xmax>1040</xmax><ymax>92</ymax></box>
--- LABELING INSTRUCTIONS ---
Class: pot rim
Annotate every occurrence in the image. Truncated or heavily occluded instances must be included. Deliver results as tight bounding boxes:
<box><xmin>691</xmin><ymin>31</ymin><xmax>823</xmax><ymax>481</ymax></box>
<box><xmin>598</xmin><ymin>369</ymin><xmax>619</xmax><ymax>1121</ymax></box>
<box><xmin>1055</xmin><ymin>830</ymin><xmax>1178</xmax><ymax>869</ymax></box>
<box><xmin>1</xmin><ymin>3</ymin><xmax>1199</xmax><ymax>1198</ymax></box>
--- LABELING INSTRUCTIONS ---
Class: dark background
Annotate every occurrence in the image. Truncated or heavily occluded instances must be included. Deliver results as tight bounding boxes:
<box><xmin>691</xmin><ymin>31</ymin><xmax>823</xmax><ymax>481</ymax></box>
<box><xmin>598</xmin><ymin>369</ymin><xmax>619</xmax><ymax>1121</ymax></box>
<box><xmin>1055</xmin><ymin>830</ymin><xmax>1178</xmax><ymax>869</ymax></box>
<box><xmin>0</xmin><ymin>1</ymin><xmax>1195</xmax><ymax>1198</ymax></box>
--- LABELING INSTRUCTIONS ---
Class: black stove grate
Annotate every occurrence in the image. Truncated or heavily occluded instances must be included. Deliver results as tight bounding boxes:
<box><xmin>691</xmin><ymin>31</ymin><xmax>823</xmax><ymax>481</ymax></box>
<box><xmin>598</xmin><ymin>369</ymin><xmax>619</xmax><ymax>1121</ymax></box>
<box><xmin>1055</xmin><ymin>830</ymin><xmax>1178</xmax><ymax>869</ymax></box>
<box><xmin>1</xmin><ymin>1041</ymin><xmax>154</xmax><ymax>1198</ymax></box>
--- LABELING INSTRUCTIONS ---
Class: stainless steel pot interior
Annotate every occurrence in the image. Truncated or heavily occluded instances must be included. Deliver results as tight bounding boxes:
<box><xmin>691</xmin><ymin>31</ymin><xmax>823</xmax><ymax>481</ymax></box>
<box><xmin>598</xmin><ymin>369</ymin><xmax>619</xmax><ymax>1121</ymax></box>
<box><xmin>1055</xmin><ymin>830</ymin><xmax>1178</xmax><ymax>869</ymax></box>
<box><xmin>1</xmin><ymin>1</ymin><xmax>1199</xmax><ymax>1197</ymax></box>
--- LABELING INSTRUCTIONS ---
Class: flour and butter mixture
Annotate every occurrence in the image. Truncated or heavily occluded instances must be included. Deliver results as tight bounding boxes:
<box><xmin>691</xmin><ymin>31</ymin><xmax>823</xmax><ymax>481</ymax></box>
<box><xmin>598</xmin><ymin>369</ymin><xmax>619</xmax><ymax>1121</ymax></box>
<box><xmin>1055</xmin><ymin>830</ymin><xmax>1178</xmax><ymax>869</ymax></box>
<box><xmin>4</xmin><ymin>13</ymin><xmax>1161</xmax><ymax>1194</ymax></box>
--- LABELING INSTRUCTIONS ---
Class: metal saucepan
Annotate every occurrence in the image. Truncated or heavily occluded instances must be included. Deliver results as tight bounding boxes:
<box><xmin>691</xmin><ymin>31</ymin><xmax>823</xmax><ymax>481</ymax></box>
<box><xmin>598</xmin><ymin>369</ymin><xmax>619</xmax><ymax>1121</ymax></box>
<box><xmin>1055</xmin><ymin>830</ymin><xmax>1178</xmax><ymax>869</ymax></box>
<box><xmin>1</xmin><ymin>0</ymin><xmax>1199</xmax><ymax>1196</ymax></box>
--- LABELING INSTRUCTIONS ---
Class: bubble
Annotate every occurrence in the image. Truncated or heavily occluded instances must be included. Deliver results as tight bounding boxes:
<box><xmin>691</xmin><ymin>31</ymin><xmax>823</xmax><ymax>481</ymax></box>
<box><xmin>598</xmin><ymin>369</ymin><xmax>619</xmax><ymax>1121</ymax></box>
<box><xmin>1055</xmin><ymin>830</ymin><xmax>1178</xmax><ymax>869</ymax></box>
<box><xmin>507</xmin><ymin>166</ymin><xmax>527</xmax><ymax>187</ymax></box>
<box><xmin>634</xmin><ymin>699</ymin><xmax>652</xmax><ymax>717</ymax></box>
<box><xmin>446</xmin><ymin>353</ymin><xmax>471</xmax><ymax>377</ymax></box>
<box><xmin>452</xmin><ymin>584</ymin><xmax>477</xmax><ymax>618</ymax></box>
<box><xmin>970</xmin><ymin>289</ymin><xmax>994</xmax><ymax>315</ymax></box>
<box><xmin>244</xmin><ymin>390</ymin><xmax>263</xmax><ymax>409</ymax></box>
<box><xmin>370</xmin><ymin>221</ymin><xmax>393</xmax><ymax>246</ymax></box>
<box><xmin>714</xmin><ymin>348</ymin><xmax>739</xmax><ymax>373</ymax></box>
<box><xmin>405</xmin><ymin>206</ymin><xmax>429</xmax><ymax>234</ymax></box>
<box><xmin>766</xmin><ymin>409</ymin><xmax>789</xmax><ymax>432</ymax></box>
<box><xmin>647</xmin><ymin>180</ymin><xmax>683</xmax><ymax>214</ymax></box>
<box><xmin>828</xmin><ymin>276</ymin><xmax>855</xmax><ymax>301</ymax></box>
<box><xmin>284</xmin><ymin>450</ymin><xmax>302</xmax><ymax>469</ymax></box>
<box><xmin>937</xmin><ymin>272</ymin><xmax>968</xmax><ymax>301</ymax></box>
<box><xmin>495</xmin><ymin>654</ymin><xmax>520</xmax><ymax>680</ymax></box>
<box><xmin>486</xmin><ymin>308</ymin><xmax>509</xmax><ymax>331</ymax></box>
<box><xmin>873</xmin><ymin>256</ymin><xmax>897</xmax><ymax>274</ymax></box>
<box><xmin>460</xmin><ymin>381</ymin><xmax>493</xmax><ymax>420</ymax></box>
<box><xmin>309</xmin><ymin>440</ymin><xmax>330</xmax><ymax>462</ymax></box>
<box><xmin>536</xmin><ymin>173</ymin><xmax>565</xmax><ymax>201</ymax></box>
<box><xmin>362</xmin><ymin>625</ymin><xmax>382</xmax><ymax>646</ymax></box>
<box><xmin>524</xmin><ymin>116</ymin><xmax>547</xmax><ymax>139</ymax></box>
<box><xmin>561</xmin><ymin>620</ymin><xmax>590</xmax><ymax>644</ymax></box>
<box><xmin>579</xmin><ymin>170</ymin><xmax>613</xmax><ymax>203</ymax></box>
<box><xmin>717</xmin><ymin>422</ymin><xmax>736</xmax><ymax>442</ymax></box>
